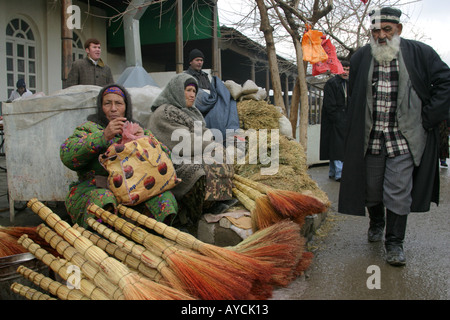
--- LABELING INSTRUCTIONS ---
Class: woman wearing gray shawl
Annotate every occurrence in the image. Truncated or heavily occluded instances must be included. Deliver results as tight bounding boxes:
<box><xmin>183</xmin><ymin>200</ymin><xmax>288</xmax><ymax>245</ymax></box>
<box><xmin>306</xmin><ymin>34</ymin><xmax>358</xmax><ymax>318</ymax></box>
<box><xmin>149</xmin><ymin>73</ymin><xmax>234</xmax><ymax>229</ymax></box>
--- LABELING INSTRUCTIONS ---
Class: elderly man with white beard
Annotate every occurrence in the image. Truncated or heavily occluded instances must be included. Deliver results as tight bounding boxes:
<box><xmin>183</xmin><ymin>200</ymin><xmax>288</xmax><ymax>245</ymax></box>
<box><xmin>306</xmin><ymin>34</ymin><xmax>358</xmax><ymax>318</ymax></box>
<box><xmin>338</xmin><ymin>7</ymin><xmax>450</xmax><ymax>266</ymax></box>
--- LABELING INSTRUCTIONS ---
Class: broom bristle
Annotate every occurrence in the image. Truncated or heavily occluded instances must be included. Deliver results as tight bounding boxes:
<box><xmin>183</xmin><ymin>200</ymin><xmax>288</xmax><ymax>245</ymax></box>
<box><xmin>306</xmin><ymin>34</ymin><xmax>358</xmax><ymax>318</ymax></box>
<box><xmin>230</xmin><ymin>220</ymin><xmax>306</xmax><ymax>286</ymax></box>
<box><xmin>0</xmin><ymin>226</ymin><xmax>59</xmax><ymax>258</ymax></box>
<box><xmin>166</xmin><ymin>250</ymin><xmax>255</xmax><ymax>300</ymax></box>
<box><xmin>122</xmin><ymin>273</ymin><xmax>194</xmax><ymax>300</ymax></box>
<box><xmin>294</xmin><ymin>251</ymin><xmax>314</xmax><ymax>276</ymax></box>
<box><xmin>266</xmin><ymin>190</ymin><xmax>327</xmax><ymax>226</ymax></box>
<box><xmin>252</xmin><ymin>196</ymin><xmax>282</xmax><ymax>231</ymax></box>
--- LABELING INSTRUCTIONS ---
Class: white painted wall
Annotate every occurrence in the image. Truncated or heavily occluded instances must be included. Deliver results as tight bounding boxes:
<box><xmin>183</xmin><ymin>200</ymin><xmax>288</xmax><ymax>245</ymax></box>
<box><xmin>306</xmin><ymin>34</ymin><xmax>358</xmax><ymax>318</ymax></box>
<box><xmin>0</xmin><ymin>0</ymin><xmax>113</xmax><ymax>101</ymax></box>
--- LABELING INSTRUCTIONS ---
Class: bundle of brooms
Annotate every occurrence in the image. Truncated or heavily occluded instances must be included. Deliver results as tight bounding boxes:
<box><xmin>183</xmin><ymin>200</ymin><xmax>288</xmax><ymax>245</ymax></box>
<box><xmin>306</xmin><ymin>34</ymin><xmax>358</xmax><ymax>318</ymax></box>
<box><xmin>87</xmin><ymin>204</ymin><xmax>267</xmax><ymax>300</ymax></box>
<box><xmin>114</xmin><ymin>204</ymin><xmax>309</xmax><ymax>289</ymax></box>
<box><xmin>20</xmin><ymin>198</ymin><xmax>194</xmax><ymax>300</ymax></box>
<box><xmin>232</xmin><ymin>174</ymin><xmax>328</xmax><ymax>232</ymax></box>
<box><xmin>11</xmin><ymin>198</ymin><xmax>310</xmax><ymax>300</ymax></box>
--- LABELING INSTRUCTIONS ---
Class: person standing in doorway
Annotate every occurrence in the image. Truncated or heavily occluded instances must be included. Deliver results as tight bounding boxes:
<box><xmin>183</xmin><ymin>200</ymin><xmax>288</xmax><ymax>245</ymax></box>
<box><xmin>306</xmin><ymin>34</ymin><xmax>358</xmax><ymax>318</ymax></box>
<box><xmin>320</xmin><ymin>60</ymin><xmax>350</xmax><ymax>182</ymax></box>
<box><xmin>64</xmin><ymin>38</ymin><xmax>114</xmax><ymax>89</ymax></box>
<box><xmin>338</xmin><ymin>7</ymin><xmax>450</xmax><ymax>266</ymax></box>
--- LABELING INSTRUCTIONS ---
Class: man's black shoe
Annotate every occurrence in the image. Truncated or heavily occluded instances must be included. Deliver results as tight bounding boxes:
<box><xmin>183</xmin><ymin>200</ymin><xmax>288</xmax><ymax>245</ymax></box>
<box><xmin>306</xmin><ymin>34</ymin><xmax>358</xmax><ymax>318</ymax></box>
<box><xmin>386</xmin><ymin>245</ymin><xmax>406</xmax><ymax>266</ymax></box>
<box><xmin>368</xmin><ymin>227</ymin><xmax>384</xmax><ymax>242</ymax></box>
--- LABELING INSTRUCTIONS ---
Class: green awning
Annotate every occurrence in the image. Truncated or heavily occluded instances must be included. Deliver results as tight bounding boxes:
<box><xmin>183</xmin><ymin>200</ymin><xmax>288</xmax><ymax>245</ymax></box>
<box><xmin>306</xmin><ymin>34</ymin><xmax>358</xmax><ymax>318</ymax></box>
<box><xmin>107</xmin><ymin>0</ymin><xmax>220</xmax><ymax>48</ymax></box>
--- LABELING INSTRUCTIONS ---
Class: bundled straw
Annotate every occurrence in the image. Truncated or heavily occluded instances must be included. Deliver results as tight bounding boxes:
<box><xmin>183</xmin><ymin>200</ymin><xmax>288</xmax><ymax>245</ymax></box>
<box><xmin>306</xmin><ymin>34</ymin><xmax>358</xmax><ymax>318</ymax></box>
<box><xmin>88</xmin><ymin>204</ymin><xmax>257</xmax><ymax>300</ymax></box>
<box><xmin>117</xmin><ymin>204</ymin><xmax>274</xmax><ymax>284</ymax></box>
<box><xmin>84</xmin><ymin>218</ymin><xmax>189</xmax><ymax>295</ymax></box>
<box><xmin>27</xmin><ymin>198</ymin><xmax>192</xmax><ymax>300</ymax></box>
<box><xmin>17</xmin><ymin>265</ymin><xmax>89</xmax><ymax>300</ymax></box>
<box><xmin>10</xmin><ymin>282</ymin><xmax>57</xmax><ymax>301</ymax></box>
<box><xmin>17</xmin><ymin>234</ymin><xmax>111</xmax><ymax>300</ymax></box>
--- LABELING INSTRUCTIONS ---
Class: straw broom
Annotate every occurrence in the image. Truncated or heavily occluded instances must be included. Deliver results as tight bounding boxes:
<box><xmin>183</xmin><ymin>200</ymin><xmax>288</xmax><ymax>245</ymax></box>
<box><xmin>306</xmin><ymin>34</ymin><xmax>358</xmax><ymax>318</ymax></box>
<box><xmin>85</xmin><ymin>218</ymin><xmax>191</xmax><ymax>296</ymax></box>
<box><xmin>17</xmin><ymin>234</ymin><xmax>111</xmax><ymax>300</ymax></box>
<box><xmin>17</xmin><ymin>265</ymin><xmax>90</xmax><ymax>300</ymax></box>
<box><xmin>116</xmin><ymin>204</ymin><xmax>274</xmax><ymax>284</ymax></box>
<box><xmin>89</xmin><ymin>204</ymin><xmax>257</xmax><ymax>300</ymax></box>
<box><xmin>74</xmin><ymin>224</ymin><xmax>164</xmax><ymax>285</ymax></box>
<box><xmin>27</xmin><ymin>198</ymin><xmax>192</xmax><ymax>300</ymax></box>
<box><xmin>36</xmin><ymin>223</ymin><xmax>124</xmax><ymax>300</ymax></box>
<box><xmin>231</xmin><ymin>187</ymin><xmax>260</xmax><ymax>231</ymax></box>
<box><xmin>233</xmin><ymin>181</ymin><xmax>281</xmax><ymax>231</ymax></box>
<box><xmin>10</xmin><ymin>282</ymin><xmax>57</xmax><ymax>300</ymax></box>
<box><xmin>234</xmin><ymin>174</ymin><xmax>328</xmax><ymax>227</ymax></box>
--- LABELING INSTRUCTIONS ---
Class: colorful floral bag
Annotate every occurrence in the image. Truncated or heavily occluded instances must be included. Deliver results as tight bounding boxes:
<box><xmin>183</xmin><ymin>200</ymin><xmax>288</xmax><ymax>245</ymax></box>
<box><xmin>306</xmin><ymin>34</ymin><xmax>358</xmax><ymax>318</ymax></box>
<box><xmin>99</xmin><ymin>133</ymin><xmax>180</xmax><ymax>206</ymax></box>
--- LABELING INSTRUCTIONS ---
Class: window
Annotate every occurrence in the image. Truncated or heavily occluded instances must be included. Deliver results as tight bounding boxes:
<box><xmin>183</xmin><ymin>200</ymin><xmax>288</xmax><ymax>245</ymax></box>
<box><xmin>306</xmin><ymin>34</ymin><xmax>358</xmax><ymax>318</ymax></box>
<box><xmin>72</xmin><ymin>32</ymin><xmax>85</xmax><ymax>61</ymax></box>
<box><xmin>5</xmin><ymin>18</ymin><xmax>37</xmax><ymax>97</ymax></box>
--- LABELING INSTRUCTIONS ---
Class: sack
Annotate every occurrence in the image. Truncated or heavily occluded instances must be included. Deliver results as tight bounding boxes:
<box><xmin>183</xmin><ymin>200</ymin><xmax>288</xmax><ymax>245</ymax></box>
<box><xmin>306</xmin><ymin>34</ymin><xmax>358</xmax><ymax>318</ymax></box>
<box><xmin>302</xmin><ymin>26</ymin><xmax>328</xmax><ymax>64</ymax></box>
<box><xmin>99</xmin><ymin>135</ymin><xmax>179</xmax><ymax>206</ymax></box>
<box><xmin>312</xmin><ymin>36</ymin><xmax>344</xmax><ymax>76</ymax></box>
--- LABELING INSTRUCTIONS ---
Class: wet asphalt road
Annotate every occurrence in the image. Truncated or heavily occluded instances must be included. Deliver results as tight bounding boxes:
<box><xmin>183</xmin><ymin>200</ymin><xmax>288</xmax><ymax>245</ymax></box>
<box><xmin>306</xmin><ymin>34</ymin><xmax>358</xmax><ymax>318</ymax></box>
<box><xmin>273</xmin><ymin>162</ymin><xmax>450</xmax><ymax>300</ymax></box>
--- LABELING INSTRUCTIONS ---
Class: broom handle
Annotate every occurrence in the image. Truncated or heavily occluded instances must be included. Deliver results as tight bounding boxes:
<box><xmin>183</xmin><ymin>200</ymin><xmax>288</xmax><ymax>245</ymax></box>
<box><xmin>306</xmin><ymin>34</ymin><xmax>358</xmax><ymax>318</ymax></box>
<box><xmin>36</xmin><ymin>223</ymin><xmax>124</xmax><ymax>300</ymax></box>
<box><xmin>17</xmin><ymin>234</ymin><xmax>111</xmax><ymax>300</ymax></box>
<box><xmin>233</xmin><ymin>174</ymin><xmax>273</xmax><ymax>194</ymax></box>
<box><xmin>233</xmin><ymin>180</ymin><xmax>265</xmax><ymax>200</ymax></box>
<box><xmin>84</xmin><ymin>218</ymin><xmax>167</xmax><ymax>274</ymax></box>
<box><xmin>17</xmin><ymin>265</ymin><xmax>90</xmax><ymax>300</ymax></box>
<box><xmin>117</xmin><ymin>204</ymin><xmax>204</xmax><ymax>251</ymax></box>
<box><xmin>10</xmin><ymin>282</ymin><xmax>57</xmax><ymax>300</ymax></box>
<box><xmin>85</xmin><ymin>218</ymin><xmax>189</xmax><ymax>293</ymax></box>
<box><xmin>74</xmin><ymin>224</ymin><xmax>162</xmax><ymax>283</ymax></box>
<box><xmin>232</xmin><ymin>188</ymin><xmax>256</xmax><ymax>212</ymax></box>
<box><xmin>88</xmin><ymin>204</ymin><xmax>174</xmax><ymax>257</ymax></box>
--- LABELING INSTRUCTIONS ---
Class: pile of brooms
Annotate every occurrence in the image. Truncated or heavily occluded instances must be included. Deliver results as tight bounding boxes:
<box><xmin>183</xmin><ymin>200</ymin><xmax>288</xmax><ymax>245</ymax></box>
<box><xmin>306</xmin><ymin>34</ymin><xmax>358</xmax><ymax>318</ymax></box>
<box><xmin>9</xmin><ymin>193</ymin><xmax>321</xmax><ymax>300</ymax></box>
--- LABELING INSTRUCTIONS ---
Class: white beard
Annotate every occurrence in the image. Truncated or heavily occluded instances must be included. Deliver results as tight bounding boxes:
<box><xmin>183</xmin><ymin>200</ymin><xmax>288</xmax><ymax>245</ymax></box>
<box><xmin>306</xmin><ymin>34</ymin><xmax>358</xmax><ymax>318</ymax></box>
<box><xmin>370</xmin><ymin>34</ymin><xmax>401</xmax><ymax>64</ymax></box>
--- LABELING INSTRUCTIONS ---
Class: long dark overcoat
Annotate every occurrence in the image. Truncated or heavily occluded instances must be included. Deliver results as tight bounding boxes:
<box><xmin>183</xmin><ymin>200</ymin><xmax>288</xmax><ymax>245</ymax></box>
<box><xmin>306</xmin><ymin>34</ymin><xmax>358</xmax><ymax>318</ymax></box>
<box><xmin>338</xmin><ymin>39</ymin><xmax>450</xmax><ymax>216</ymax></box>
<box><xmin>320</xmin><ymin>75</ymin><xmax>348</xmax><ymax>161</ymax></box>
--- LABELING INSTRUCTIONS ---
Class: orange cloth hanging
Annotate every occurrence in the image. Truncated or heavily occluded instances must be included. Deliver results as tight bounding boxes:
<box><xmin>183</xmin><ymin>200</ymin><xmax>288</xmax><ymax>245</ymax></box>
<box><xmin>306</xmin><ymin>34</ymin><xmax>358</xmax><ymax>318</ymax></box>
<box><xmin>302</xmin><ymin>25</ymin><xmax>328</xmax><ymax>64</ymax></box>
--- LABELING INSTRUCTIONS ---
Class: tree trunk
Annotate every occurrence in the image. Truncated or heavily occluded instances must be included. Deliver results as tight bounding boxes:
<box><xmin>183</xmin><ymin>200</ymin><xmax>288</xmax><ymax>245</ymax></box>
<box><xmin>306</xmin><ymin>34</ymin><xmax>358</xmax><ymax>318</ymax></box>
<box><xmin>292</xmin><ymin>37</ymin><xmax>309</xmax><ymax>151</ymax></box>
<box><xmin>255</xmin><ymin>0</ymin><xmax>286</xmax><ymax>115</ymax></box>
<box><xmin>289</xmin><ymin>77</ymin><xmax>300</xmax><ymax>139</ymax></box>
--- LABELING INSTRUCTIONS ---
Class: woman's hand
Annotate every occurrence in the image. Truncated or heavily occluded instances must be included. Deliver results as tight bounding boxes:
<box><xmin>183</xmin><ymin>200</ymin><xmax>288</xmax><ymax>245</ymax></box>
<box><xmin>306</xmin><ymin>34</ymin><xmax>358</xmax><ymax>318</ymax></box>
<box><xmin>104</xmin><ymin>117</ymin><xmax>127</xmax><ymax>141</ymax></box>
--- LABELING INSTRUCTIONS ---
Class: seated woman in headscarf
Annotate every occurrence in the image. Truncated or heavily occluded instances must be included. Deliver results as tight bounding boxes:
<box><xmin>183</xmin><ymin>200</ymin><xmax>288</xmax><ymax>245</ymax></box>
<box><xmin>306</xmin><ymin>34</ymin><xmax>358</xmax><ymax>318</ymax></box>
<box><xmin>148</xmin><ymin>73</ymin><xmax>235</xmax><ymax>229</ymax></box>
<box><xmin>60</xmin><ymin>84</ymin><xmax>178</xmax><ymax>228</ymax></box>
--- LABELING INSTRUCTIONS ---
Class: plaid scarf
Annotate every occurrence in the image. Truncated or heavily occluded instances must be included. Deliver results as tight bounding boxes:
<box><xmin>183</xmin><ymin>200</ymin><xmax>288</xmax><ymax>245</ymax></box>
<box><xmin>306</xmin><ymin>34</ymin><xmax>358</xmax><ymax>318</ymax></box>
<box><xmin>368</xmin><ymin>59</ymin><xmax>409</xmax><ymax>157</ymax></box>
